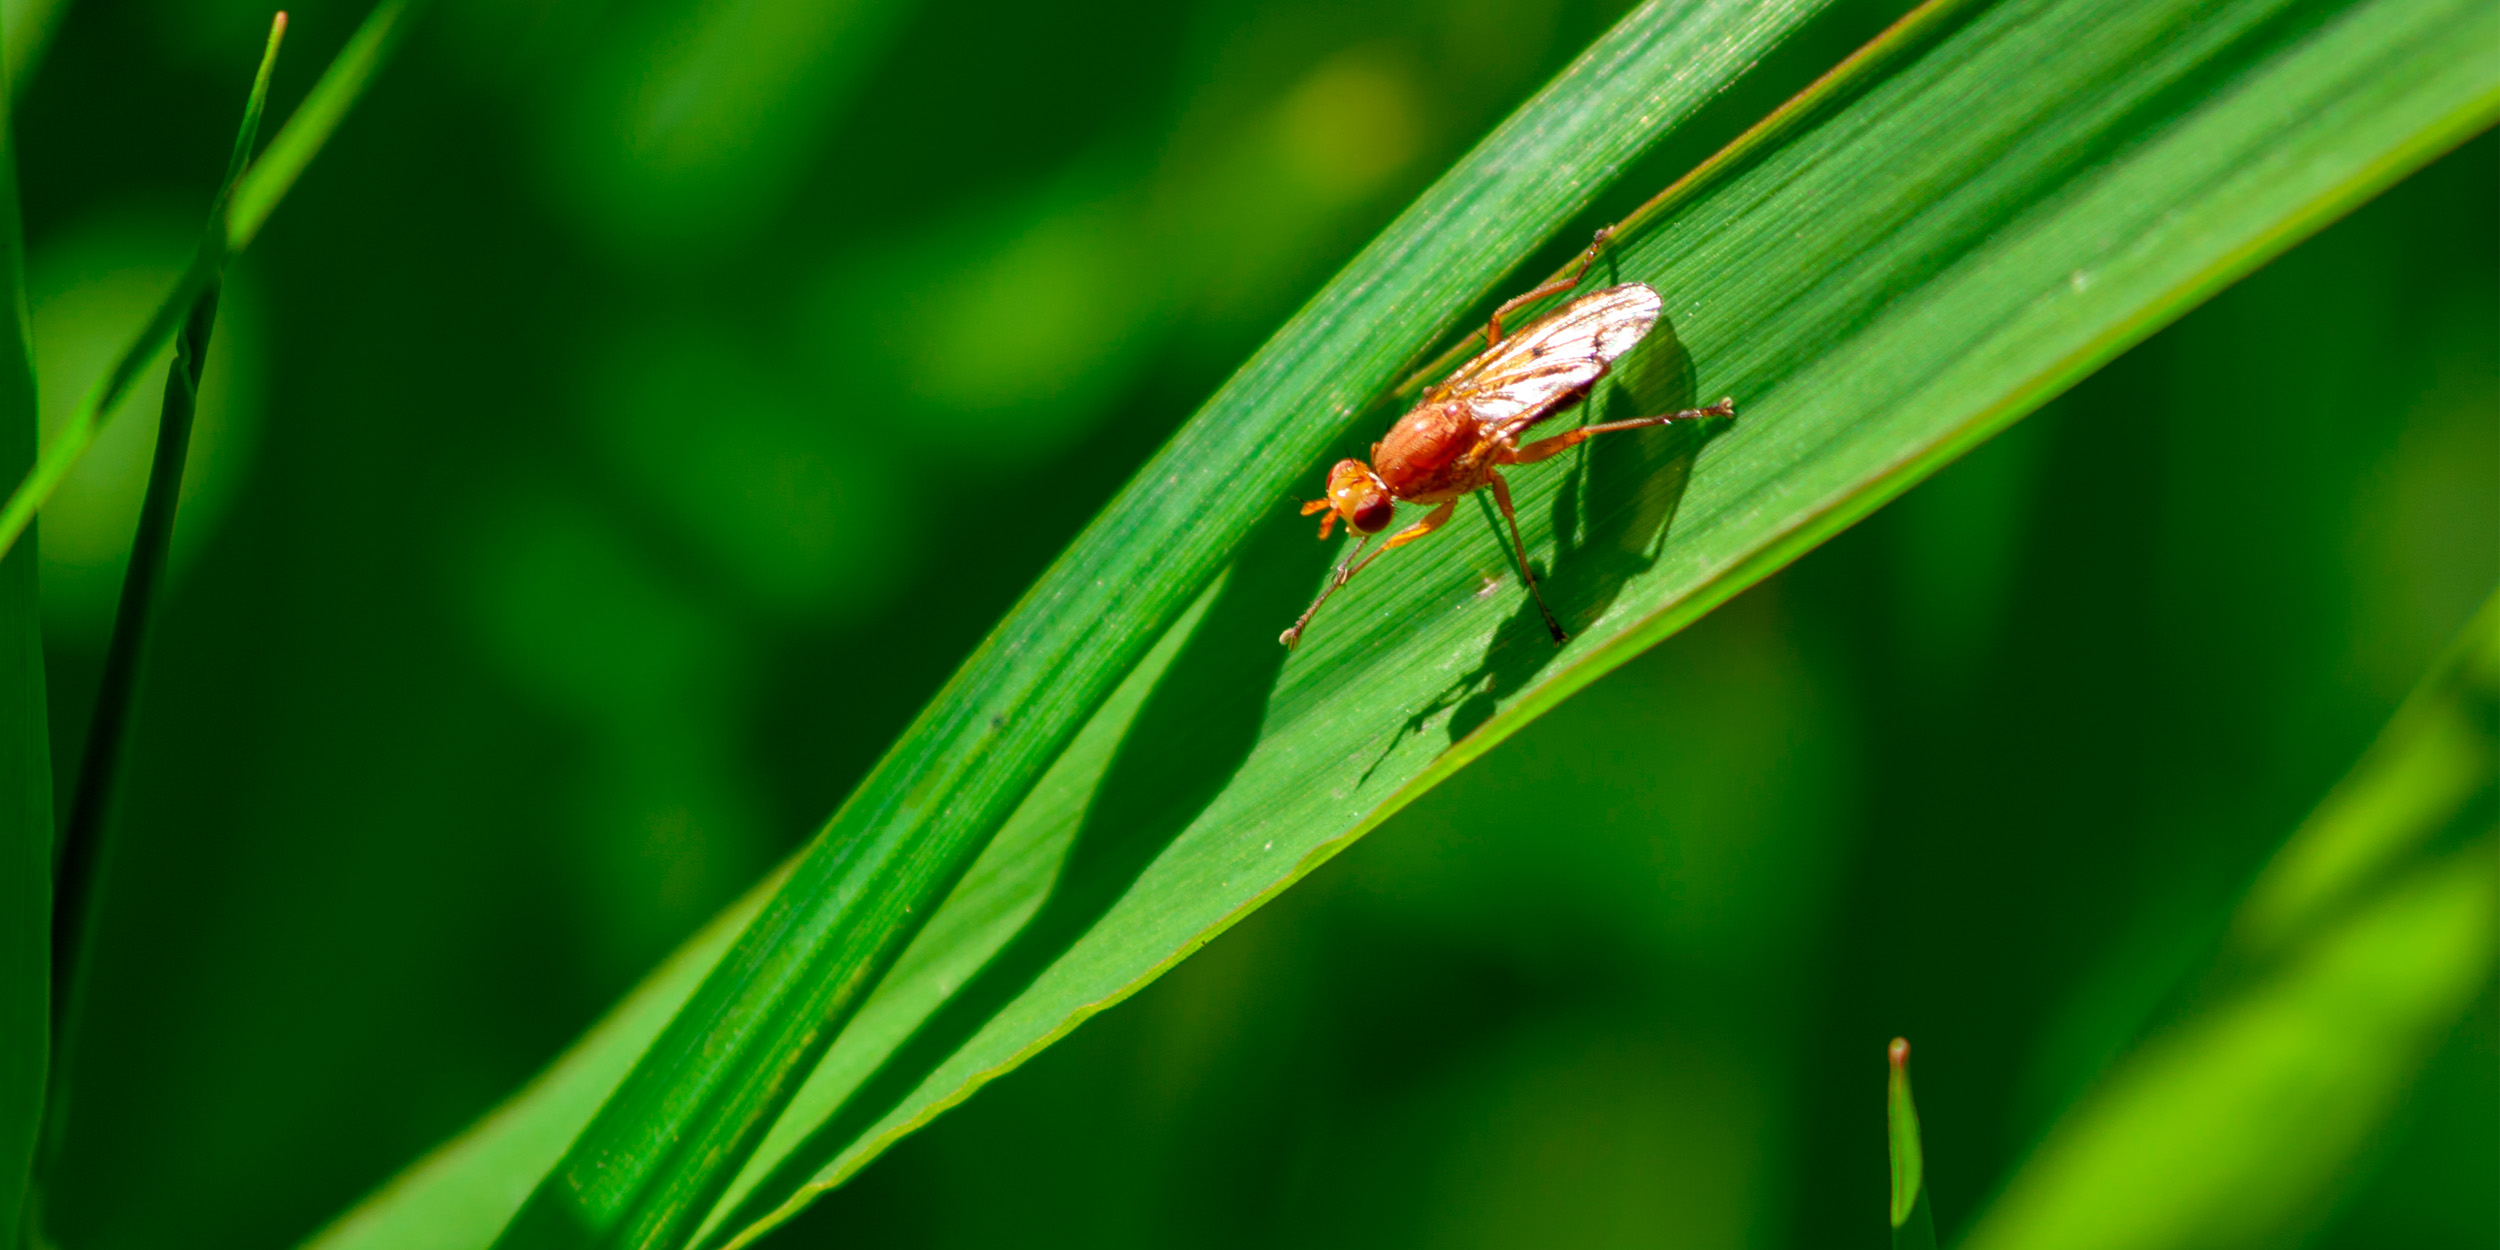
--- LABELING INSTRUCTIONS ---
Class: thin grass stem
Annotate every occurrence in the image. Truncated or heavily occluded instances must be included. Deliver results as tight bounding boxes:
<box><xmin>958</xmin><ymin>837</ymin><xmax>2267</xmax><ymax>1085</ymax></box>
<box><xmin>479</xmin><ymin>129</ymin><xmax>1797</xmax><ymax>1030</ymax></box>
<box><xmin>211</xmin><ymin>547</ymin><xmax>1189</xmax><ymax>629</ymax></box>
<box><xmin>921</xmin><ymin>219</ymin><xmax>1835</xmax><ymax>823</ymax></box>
<box><xmin>28</xmin><ymin>17</ymin><xmax>285</xmax><ymax>1240</ymax></box>
<box><xmin>0</xmin><ymin>0</ymin><xmax>431</xmax><ymax>564</ymax></box>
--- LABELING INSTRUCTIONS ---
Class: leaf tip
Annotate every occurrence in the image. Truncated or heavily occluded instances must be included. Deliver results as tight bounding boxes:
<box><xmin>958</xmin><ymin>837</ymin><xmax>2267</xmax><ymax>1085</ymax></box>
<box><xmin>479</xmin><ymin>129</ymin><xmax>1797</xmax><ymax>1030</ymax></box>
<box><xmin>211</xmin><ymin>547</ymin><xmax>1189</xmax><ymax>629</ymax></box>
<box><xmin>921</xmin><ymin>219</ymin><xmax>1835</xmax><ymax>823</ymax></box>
<box><xmin>1887</xmin><ymin>1036</ymin><xmax>1925</xmax><ymax>1230</ymax></box>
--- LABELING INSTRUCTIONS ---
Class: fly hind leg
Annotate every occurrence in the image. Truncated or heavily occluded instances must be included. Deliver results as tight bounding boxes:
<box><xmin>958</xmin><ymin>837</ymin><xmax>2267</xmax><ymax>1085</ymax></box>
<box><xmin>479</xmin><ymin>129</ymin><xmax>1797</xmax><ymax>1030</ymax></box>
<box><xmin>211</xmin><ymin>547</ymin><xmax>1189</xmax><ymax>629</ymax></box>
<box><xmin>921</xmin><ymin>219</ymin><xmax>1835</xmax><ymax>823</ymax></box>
<box><xmin>1487</xmin><ymin>471</ymin><xmax>1566</xmax><ymax>644</ymax></box>
<box><xmin>1485</xmin><ymin>226</ymin><xmax>1616</xmax><ymax>346</ymax></box>
<box><xmin>1502</xmin><ymin>396</ymin><xmax>1736</xmax><ymax>466</ymax></box>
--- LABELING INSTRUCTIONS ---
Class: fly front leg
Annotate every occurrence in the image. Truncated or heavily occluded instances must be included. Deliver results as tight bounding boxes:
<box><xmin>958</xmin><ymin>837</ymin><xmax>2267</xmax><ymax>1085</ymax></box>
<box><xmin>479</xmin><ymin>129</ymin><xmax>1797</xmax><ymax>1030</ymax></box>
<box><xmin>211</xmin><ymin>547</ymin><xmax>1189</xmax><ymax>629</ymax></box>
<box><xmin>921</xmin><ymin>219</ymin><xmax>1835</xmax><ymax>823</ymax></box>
<box><xmin>1487</xmin><ymin>471</ymin><xmax>1566</xmax><ymax>644</ymax></box>
<box><xmin>1379</xmin><ymin>499</ymin><xmax>1457</xmax><ymax>550</ymax></box>
<box><xmin>1485</xmin><ymin>226</ymin><xmax>1615</xmax><ymax>346</ymax></box>
<box><xmin>1501</xmin><ymin>396</ymin><xmax>1737</xmax><ymax>466</ymax></box>
<box><xmin>1279</xmin><ymin>502</ymin><xmax>1457</xmax><ymax>649</ymax></box>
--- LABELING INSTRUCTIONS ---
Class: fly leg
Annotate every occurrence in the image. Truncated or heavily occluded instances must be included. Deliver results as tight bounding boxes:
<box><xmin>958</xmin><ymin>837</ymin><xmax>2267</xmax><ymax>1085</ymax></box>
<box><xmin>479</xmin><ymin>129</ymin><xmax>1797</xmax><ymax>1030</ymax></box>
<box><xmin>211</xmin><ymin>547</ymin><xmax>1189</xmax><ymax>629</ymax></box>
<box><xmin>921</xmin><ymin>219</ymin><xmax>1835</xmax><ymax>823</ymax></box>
<box><xmin>1502</xmin><ymin>396</ymin><xmax>1736</xmax><ymax>465</ymax></box>
<box><xmin>1280</xmin><ymin>533</ymin><xmax>1370</xmax><ymax>650</ymax></box>
<box><xmin>1280</xmin><ymin>501</ymin><xmax>1455</xmax><ymax>649</ymax></box>
<box><xmin>1487</xmin><ymin>471</ymin><xmax>1566</xmax><ymax>644</ymax></box>
<box><xmin>1485</xmin><ymin>226</ymin><xmax>1615</xmax><ymax>346</ymax></box>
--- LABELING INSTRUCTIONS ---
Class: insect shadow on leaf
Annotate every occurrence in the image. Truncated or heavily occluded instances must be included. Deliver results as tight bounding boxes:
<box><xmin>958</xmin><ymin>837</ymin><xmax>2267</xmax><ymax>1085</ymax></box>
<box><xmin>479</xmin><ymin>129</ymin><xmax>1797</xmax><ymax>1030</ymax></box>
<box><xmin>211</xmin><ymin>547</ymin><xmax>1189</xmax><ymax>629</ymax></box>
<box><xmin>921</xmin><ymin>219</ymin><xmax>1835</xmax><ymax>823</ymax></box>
<box><xmin>1281</xmin><ymin>229</ymin><xmax>1733</xmax><ymax>652</ymax></box>
<box><xmin>1364</xmin><ymin>307</ymin><xmax>1723</xmax><ymax>778</ymax></box>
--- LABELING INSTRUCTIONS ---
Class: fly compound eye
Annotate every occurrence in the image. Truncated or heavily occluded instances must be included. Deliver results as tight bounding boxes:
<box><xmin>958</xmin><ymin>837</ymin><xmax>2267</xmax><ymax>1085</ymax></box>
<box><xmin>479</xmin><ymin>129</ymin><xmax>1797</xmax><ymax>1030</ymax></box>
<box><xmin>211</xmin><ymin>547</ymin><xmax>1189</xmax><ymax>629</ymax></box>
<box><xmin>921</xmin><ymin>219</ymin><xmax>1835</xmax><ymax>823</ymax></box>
<box><xmin>1352</xmin><ymin>496</ymin><xmax>1395</xmax><ymax>534</ymax></box>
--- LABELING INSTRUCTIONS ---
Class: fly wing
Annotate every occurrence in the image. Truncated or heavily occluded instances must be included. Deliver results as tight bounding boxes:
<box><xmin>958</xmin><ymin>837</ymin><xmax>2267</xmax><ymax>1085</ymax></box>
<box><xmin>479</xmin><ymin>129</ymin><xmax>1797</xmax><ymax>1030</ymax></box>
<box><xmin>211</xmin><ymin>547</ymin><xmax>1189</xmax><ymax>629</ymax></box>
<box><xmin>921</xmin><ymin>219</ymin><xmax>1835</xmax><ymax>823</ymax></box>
<box><xmin>1431</xmin><ymin>282</ymin><xmax>1663</xmax><ymax>427</ymax></box>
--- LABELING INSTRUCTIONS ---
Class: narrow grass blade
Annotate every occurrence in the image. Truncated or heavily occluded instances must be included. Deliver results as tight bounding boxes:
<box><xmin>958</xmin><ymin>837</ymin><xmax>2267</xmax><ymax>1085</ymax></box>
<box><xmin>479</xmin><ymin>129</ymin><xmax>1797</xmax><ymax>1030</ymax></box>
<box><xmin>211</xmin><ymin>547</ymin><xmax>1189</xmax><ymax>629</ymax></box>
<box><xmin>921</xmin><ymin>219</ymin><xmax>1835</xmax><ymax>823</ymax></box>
<box><xmin>223</xmin><ymin>14</ymin><xmax>289</xmax><ymax>191</ymax></box>
<box><xmin>37</xmin><ymin>15</ymin><xmax>286</xmax><ymax>1209</ymax></box>
<box><xmin>225</xmin><ymin>0</ymin><xmax>425</xmax><ymax>251</ymax></box>
<box><xmin>1</xmin><ymin>0</ymin><xmax>67</xmax><ymax>100</ymax></box>
<box><xmin>2230</xmin><ymin>597</ymin><xmax>2500</xmax><ymax>961</ymax></box>
<box><xmin>1890</xmin><ymin>1039</ymin><xmax>1939</xmax><ymax>1250</ymax></box>
<box><xmin>490</xmin><ymin>5</ymin><xmax>1837</xmax><ymax>1244</ymax></box>
<box><xmin>0</xmin><ymin>0</ymin><xmax>430</xmax><ymax>562</ymax></box>
<box><xmin>1960</xmin><ymin>594</ymin><xmax>2500</xmax><ymax>1250</ymax></box>
<box><xmin>310</xmin><ymin>0</ymin><xmax>2499</xmax><ymax>1240</ymax></box>
<box><xmin>0</xmin><ymin>18</ymin><xmax>47</xmax><ymax>1244</ymax></box>
<box><xmin>307</xmin><ymin>581</ymin><xmax>1222</xmax><ymax>1250</ymax></box>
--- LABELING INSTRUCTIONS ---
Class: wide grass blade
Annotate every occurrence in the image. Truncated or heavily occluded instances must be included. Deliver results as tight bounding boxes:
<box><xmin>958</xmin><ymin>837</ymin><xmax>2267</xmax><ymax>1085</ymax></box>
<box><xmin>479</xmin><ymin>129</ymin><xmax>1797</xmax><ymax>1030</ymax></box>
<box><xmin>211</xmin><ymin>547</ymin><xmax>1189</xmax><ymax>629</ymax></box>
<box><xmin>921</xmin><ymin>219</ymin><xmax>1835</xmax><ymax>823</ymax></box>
<box><xmin>1960</xmin><ymin>594</ymin><xmax>2499</xmax><ymax>1250</ymax></box>
<box><xmin>313</xmin><ymin>0</ymin><xmax>2500</xmax><ymax>1240</ymax></box>
<box><xmin>0</xmin><ymin>0</ymin><xmax>431</xmax><ymax>561</ymax></box>
<box><xmin>0</xmin><ymin>11</ymin><xmax>47</xmax><ymax>1242</ymax></box>
<box><xmin>489</xmin><ymin>2</ymin><xmax>1840</xmax><ymax>1244</ymax></box>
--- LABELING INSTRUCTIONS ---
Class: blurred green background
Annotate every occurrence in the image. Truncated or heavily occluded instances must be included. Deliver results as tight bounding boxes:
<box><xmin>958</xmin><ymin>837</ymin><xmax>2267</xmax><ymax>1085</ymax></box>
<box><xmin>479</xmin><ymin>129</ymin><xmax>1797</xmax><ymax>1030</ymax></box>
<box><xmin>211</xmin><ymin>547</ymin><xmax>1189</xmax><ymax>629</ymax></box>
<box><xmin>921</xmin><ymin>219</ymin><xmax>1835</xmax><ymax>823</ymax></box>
<box><xmin>14</xmin><ymin>0</ymin><xmax>2492</xmax><ymax>1246</ymax></box>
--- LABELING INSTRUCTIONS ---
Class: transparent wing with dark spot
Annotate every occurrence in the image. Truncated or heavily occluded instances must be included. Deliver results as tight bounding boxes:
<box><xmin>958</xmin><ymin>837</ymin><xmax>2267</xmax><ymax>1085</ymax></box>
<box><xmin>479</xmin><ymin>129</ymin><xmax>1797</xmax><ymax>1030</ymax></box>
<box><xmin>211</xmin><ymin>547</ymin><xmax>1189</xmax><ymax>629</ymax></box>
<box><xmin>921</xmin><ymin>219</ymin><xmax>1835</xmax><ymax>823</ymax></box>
<box><xmin>1427</xmin><ymin>283</ymin><xmax>1664</xmax><ymax>429</ymax></box>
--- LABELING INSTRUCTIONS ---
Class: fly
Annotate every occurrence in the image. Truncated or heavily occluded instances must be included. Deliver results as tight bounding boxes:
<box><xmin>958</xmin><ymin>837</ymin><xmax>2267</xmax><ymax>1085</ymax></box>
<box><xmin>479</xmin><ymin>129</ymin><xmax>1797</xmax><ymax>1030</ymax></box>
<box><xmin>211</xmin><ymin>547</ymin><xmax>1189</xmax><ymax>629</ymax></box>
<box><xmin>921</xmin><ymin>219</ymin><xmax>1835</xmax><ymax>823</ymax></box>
<box><xmin>1281</xmin><ymin>229</ymin><xmax>1735</xmax><ymax>649</ymax></box>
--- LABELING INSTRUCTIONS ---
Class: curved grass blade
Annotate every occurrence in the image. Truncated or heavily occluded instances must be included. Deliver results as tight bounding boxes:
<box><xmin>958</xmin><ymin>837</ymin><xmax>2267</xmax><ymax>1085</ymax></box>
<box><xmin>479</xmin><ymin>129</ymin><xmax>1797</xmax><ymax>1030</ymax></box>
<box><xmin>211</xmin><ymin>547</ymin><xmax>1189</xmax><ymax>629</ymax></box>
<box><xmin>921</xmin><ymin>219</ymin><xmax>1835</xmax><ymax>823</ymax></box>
<box><xmin>1959</xmin><ymin>594</ymin><xmax>2499</xmax><ymax>1250</ymax></box>
<box><xmin>311</xmin><ymin>0</ymin><xmax>2500</xmax><ymax>1240</ymax></box>
<box><xmin>0</xmin><ymin>16</ymin><xmax>46</xmax><ymax>1244</ymax></box>
<box><xmin>1394</xmin><ymin>0</ymin><xmax>1979</xmax><ymax>399</ymax></box>
<box><xmin>224</xmin><ymin>0</ymin><xmax>426</xmax><ymax>250</ymax></box>
<box><xmin>33</xmin><ymin>17</ymin><xmax>286</xmax><ymax>1223</ymax></box>
<box><xmin>699</xmin><ymin>0</ymin><xmax>2500</xmax><ymax>1237</ymax></box>
<box><xmin>0</xmin><ymin>0</ymin><xmax>430</xmax><ymax>563</ymax></box>
<box><xmin>1890</xmin><ymin>1039</ymin><xmax>1939</xmax><ymax>1250</ymax></box>
<box><xmin>307</xmin><ymin>579</ymin><xmax>1222</xmax><ymax>1250</ymax></box>
<box><xmin>488</xmin><ymin>3</ymin><xmax>1840</xmax><ymax>1245</ymax></box>
<box><xmin>1</xmin><ymin>0</ymin><xmax>67</xmax><ymax>98</ymax></box>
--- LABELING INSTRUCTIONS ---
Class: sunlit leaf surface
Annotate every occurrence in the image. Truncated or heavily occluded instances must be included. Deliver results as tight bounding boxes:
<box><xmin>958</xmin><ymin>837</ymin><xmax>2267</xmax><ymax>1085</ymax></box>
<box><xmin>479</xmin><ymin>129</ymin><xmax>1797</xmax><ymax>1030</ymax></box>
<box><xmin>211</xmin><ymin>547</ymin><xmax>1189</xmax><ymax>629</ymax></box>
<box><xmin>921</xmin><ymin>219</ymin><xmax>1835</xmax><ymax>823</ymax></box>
<box><xmin>302</xmin><ymin>0</ymin><xmax>2500</xmax><ymax>1240</ymax></box>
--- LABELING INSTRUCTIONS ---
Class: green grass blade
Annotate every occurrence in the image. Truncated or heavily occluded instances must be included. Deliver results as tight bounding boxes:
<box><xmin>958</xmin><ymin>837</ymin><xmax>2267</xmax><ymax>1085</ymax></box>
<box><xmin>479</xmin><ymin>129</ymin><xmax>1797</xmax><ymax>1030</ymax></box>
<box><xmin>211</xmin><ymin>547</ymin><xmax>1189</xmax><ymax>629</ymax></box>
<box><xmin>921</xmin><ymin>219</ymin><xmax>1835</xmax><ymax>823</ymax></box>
<box><xmin>0</xmin><ymin>0</ymin><xmax>429</xmax><ymax>562</ymax></box>
<box><xmin>222</xmin><ymin>13</ymin><xmax>289</xmax><ymax>195</ymax></box>
<box><xmin>490</xmin><ymin>3</ymin><xmax>1838</xmax><ymax>1244</ymax></box>
<box><xmin>701</xmin><ymin>0</ymin><xmax>2498</xmax><ymax>1236</ymax></box>
<box><xmin>0</xmin><ymin>16</ymin><xmax>46</xmax><ymax>1244</ymax></box>
<box><xmin>0</xmin><ymin>254</ymin><xmax>211</xmax><ymax>569</ymax></box>
<box><xmin>0</xmin><ymin>0</ymin><xmax>67</xmax><ymax>98</ymax></box>
<box><xmin>37</xmin><ymin>16</ymin><xmax>286</xmax><ymax>1210</ymax></box>
<box><xmin>1890</xmin><ymin>1039</ymin><xmax>1939</xmax><ymax>1250</ymax></box>
<box><xmin>2230</xmin><ymin>597</ymin><xmax>2500</xmax><ymax>962</ymax></box>
<box><xmin>224</xmin><ymin>0</ymin><xmax>425</xmax><ymax>251</ymax></box>
<box><xmin>50</xmin><ymin>5</ymin><xmax>286</xmax><ymax>956</ymax></box>
<box><xmin>1960</xmin><ymin>594</ymin><xmax>2499</xmax><ymax>1250</ymax></box>
<box><xmin>306</xmin><ymin>580</ymin><xmax>1222</xmax><ymax>1250</ymax></box>
<box><xmin>310</xmin><ymin>0</ymin><xmax>2500</xmax><ymax>1240</ymax></box>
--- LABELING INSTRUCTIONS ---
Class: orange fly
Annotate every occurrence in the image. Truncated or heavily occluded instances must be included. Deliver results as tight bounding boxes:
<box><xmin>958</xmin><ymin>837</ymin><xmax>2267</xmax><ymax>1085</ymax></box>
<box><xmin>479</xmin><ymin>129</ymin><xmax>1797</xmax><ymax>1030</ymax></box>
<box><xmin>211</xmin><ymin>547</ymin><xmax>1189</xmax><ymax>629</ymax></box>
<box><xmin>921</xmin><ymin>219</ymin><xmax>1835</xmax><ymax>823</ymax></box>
<box><xmin>1281</xmin><ymin>229</ymin><xmax>1735</xmax><ymax>649</ymax></box>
